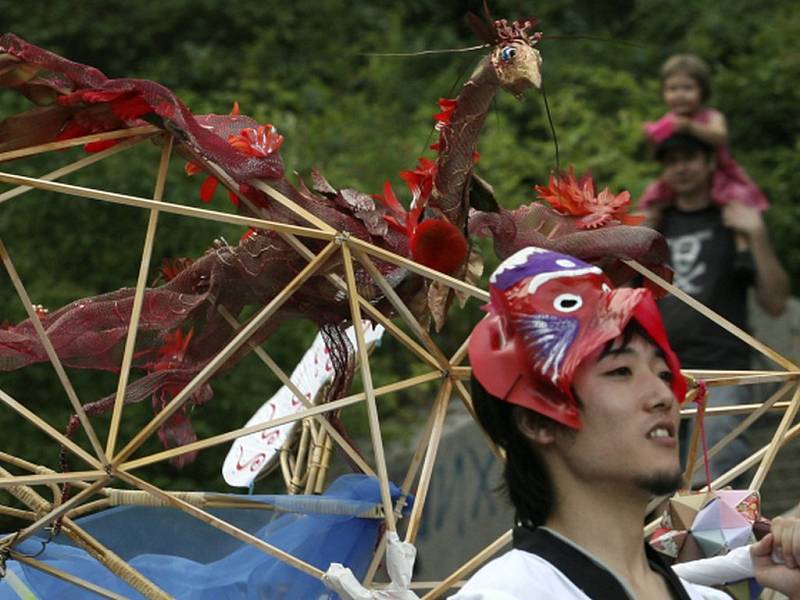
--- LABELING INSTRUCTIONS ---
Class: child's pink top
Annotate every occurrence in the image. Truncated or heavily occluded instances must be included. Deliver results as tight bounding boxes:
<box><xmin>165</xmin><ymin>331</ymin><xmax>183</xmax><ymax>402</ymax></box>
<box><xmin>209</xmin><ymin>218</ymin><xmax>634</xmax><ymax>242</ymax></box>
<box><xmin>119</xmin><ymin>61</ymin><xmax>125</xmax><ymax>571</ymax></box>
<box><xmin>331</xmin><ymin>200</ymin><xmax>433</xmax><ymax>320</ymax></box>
<box><xmin>639</xmin><ymin>107</ymin><xmax>769</xmax><ymax>211</ymax></box>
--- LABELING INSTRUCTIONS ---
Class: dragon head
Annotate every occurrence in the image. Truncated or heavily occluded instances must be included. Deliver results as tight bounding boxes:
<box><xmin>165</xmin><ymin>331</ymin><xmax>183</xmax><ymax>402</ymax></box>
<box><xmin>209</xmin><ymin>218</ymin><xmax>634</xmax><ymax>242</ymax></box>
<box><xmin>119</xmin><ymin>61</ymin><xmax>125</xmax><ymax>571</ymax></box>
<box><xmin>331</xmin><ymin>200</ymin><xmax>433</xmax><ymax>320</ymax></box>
<box><xmin>469</xmin><ymin>8</ymin><xmax>543</xmax><ymax>96</ymax></box>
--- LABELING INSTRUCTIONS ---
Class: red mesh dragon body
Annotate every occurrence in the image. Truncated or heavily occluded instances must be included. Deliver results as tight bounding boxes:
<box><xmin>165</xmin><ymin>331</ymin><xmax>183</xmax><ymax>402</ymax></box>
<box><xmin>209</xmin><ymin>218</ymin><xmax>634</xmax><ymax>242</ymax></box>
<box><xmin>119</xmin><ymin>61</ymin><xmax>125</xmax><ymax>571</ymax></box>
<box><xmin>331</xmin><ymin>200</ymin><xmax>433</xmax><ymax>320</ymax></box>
<box><xmin>0</xmin><ymin>12</ymin><xmax>669</xmax><ymax>462</ymax></box>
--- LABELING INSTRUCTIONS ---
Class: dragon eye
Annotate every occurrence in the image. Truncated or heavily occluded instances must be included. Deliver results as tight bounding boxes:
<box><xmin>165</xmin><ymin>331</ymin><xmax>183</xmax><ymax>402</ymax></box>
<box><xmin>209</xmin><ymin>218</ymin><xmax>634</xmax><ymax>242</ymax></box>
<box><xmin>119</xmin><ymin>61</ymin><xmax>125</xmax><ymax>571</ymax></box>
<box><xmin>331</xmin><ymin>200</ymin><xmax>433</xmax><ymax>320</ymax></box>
<box><xmin>553</xmin><ymin>293</ymin><xmax>583</xmax><ymax>313</ymax></box>
<box><xmin>500</xmin><ymin>46</ymin><xmax>516</xmax><ymax>62</ymax></box>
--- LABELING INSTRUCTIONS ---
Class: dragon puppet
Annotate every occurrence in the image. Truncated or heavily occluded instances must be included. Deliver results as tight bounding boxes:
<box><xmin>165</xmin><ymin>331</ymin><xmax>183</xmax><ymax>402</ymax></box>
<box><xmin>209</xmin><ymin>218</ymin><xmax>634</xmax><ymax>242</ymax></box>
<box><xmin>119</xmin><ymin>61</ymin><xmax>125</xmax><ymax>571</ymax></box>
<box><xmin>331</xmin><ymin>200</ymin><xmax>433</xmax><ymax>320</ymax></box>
<box><xmin>0</xmin><ymin>10</ymin><xmax>669</xmax><ymax>464</ymax></box>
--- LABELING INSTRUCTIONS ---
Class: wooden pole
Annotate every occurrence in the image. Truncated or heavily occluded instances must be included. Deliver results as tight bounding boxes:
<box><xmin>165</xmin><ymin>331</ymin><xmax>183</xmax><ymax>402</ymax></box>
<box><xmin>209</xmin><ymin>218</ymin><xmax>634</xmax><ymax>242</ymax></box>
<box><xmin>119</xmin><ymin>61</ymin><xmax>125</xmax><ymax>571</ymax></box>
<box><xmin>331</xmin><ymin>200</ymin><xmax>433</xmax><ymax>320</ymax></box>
<box><xmin>0</xmin><ymin>126</ymin><xmax>158</xmax><ymax>162</ymax></box>
<box><xmin>0</xmin><ymin>241</ymin><xmax>108</xmax><ymax>464</ymax></box>
<box><xmin>352</xmin><ymin>248</ymin><xmax>452</xmax><ymax>369</ymax></box>
<box><xmin>121</xmin><ymin>371</ymin><xmax>442</xmax><ymax>471</ymax></box>
<box><xmin>250</xmin><ymin>180</ymin><xmax>336</xmax><ymax>234</ymax></box>
<box><xmin>278</xmin><ymin>231</ymin><xmax>441</xmax><ymax>370</ymax></box>
<box><xmin>0</xmin><ymin>171</ymin><xmax>334</xmax><ymax>241</ymax></box>
<box><xmin>0</xmin><ymin>470</ymin><xmax>106</xmax><ymax>489</ymax></box>
<box><xmin>624</xmin><ymin>259</ymin><xmax>797</xmax><ymax>371</ymax></box>
<box><xmin>113</xmin><ymin>240</ymin><xmax>338</xmax><ymax>466</ymax></box>
<box><xmin>405</xmin><ymin>380</ymin><xmax>452</xmax><ymax>544</ymax></box>
<box><xmin>216</xmin><ymin>305</ymin><xmax>375</xmax><ymax>477</ymax></box>
<box><xmin>0</xmin><ymin>136</ymin><xmax>150</xmax><ymax>205</ymax></box>
<box><xmin>10</xmin><ymin>553</ymin><xmax>130</xmax><ymax>600</ymax></box>
<box><xmin>347</xmin><ymin>237</ymin><xmax>489</xmax><ymax>303</ymax></box>
<box><xmin>106</xmin><ymin>135</ymin><xmax>173</xmax><ymax>459</ymax></box>
<box><xmin>421</xmin><ymin>529</ymin><xmax>512</xmax><ymax>599</ymax></box>
<box><xmin>116</xmin><ymin>470</ymin><xmax>325</xmax><ymax>580</ymax></box>
<box><xmin>0</xmin><ymin>388</ymin><xmax>101</xmax><ymax>469</ymax></box>
<box><xmin>750</xmin><ymin>382</ymin><xmax>800</xmax><ymax>490</ymax></box>
<box><xmin>682</xmin><ymin>400</ymin><xmax>792</xmax><ymax>418</ymax></box>
<box><xmin>340</xmin><ymin>241</ymin><xmax>396</xmax><ymax>532</ymax></box>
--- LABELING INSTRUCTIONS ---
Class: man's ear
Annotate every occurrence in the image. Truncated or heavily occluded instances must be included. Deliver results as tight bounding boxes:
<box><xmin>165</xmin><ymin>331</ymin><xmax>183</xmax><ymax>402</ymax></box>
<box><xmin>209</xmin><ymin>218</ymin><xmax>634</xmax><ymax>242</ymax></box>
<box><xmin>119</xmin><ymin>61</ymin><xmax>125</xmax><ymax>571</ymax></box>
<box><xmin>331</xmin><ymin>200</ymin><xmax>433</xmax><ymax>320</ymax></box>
<box><xmin>518</xmin><ymin>410</ymin><xmax>557</xmax><ymax>445</ymax></box>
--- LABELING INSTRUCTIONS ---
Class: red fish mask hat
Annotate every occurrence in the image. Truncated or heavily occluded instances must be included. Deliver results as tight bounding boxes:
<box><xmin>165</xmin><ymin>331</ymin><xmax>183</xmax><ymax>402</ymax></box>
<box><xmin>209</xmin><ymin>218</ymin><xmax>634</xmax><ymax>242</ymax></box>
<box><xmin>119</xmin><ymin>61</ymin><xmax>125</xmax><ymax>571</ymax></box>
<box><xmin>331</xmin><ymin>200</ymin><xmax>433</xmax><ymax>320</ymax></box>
<box><xmin>469</xmin><ymin>247</ymin><xmax>686</xmax><ymax>428</ymax></box>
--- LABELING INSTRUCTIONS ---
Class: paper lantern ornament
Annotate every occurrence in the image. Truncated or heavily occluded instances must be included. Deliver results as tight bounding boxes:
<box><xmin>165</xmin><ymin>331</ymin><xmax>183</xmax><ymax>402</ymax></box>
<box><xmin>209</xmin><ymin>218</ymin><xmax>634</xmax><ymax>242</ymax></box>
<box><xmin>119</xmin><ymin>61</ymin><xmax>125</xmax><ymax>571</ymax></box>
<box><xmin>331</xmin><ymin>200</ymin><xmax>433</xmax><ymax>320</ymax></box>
<box><xmin>650</xmin><ymin>490</ymin><xmax>761</xmax><ymax>563</ymax></box>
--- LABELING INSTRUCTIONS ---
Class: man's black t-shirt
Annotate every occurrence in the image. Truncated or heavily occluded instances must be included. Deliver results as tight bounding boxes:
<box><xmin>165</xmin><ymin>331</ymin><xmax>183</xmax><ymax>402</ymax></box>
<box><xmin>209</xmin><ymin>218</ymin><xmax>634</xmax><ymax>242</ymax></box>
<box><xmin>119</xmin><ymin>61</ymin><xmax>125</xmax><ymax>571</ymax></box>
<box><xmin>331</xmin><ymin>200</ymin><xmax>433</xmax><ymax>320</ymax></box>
<box><xmin>658</xmin><ymin>205</ymin><xmax>751</xmax><ymax>370</ymax></box>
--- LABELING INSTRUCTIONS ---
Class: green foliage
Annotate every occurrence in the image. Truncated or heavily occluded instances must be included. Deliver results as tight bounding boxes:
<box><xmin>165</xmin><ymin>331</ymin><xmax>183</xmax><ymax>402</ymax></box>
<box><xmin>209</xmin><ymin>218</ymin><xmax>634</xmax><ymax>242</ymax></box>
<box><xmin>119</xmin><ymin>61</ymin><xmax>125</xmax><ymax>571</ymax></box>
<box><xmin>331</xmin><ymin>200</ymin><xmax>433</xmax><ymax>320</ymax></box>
<box><xmin>0</xmin><ymin>0</ymin><xmax>797</xmax><ymax>516</ymax></box>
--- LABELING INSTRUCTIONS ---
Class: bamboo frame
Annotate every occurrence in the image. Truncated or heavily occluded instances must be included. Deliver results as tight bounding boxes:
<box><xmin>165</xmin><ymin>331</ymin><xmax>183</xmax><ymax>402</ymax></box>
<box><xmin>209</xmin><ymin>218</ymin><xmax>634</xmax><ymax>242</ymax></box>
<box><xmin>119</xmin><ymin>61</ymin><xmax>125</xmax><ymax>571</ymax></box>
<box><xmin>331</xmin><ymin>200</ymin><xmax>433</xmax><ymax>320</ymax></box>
<box><xmin>0</xmin><ymin>240</ymin><xmax>107</xmax><ymax>464</ymax></box>
<box><xmin>405</xmin><ymin>380</ymin><xmax>452</xmax><ymax>544</ymax></box>
<box><xmin>106</xmin><ymin>135</ymin><xmax>173</xmax><ymax>458</ymax></box>
<box><xmin>0</xmin><ymin>135</ymin><xmax>151</xmax><ymax>205</ymax></box>
<box><xmin>340</xmin><ymin>241</ymin><xmax>396</xmax><ymax>532</ymax></box>
<box><xmin>112</xmin><ymin>240</ymin><xmax>339</xmax><ymax>465</ymax></box>
<box><xmin>0</xmin><ymin>171</ymin><xmax>334</xmax><ymax>241</ymax></box>
<box><xmin>2</xmin><ymin>90</ymin><xmax>799</xmax><ymax>600</ymax></box>
<box><xmin>216</xmin><ymin>304</ymin><xmax>375</xmax><ymax>477</ymax></box>
<box><xmin>625</xmin><ymin>259</ymin><xmax>797</xmax><ymax>371</ymax></box>
<box><xmin>116</xmin><ymin>470</ymin><xmax>325</xmax><ymax>580</ymax></box>
<box><xmin>0</xmin><ymin>126</ymin><xmax>158</xmax><ymax>163</ymax></box>
<box><xmin>10</xmin><ymin>552</ymin><xmax>130</xmax><ymax>600</ymax></box>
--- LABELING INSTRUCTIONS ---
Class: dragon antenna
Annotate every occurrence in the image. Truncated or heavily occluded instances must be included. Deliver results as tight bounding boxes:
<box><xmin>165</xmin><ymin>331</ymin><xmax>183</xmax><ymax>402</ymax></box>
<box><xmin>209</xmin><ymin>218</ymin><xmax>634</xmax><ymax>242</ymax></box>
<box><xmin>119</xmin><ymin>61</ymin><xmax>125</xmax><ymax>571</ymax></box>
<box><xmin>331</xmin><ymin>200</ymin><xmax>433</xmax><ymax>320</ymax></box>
<box><xmin>540</xmin><ymin>82</ymin><xmax>561</xmax><ymax>173</ymax></box>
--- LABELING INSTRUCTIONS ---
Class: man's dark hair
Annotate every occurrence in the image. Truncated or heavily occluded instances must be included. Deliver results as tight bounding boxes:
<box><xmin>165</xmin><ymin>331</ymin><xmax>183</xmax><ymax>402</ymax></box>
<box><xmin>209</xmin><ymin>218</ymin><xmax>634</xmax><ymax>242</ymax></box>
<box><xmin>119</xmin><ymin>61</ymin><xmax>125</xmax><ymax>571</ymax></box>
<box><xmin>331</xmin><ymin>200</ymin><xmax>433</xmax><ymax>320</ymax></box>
<box><xmin>472</xmin><ymin>375</ymin><xmax>557</xmax><ymax>528</ymax></box>
<box><xmin>655</xmin><ymin>132</ymin><xmax>714</xmax><ymax>162</ymax></box>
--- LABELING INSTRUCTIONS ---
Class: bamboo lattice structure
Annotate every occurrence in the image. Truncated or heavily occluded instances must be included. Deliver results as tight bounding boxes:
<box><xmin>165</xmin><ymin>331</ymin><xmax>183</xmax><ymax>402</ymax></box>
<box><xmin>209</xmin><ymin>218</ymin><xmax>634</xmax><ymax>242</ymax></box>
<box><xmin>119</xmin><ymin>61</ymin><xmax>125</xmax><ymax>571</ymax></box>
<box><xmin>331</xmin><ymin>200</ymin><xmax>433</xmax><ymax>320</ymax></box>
<box><xmin>0</xmin><ymin>121</ymin><xmax>798</xmax><ymax>600</ymax></box>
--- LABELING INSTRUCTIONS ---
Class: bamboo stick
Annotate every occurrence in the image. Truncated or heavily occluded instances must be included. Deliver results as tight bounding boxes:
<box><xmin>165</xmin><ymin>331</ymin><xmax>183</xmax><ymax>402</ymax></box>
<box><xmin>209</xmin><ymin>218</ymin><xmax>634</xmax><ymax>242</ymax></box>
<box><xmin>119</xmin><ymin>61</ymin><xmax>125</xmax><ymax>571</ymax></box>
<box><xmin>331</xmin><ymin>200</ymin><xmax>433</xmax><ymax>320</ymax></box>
<box><xmin>361</xmin><ymin>392</ymin><xmax>444</xmax><ymax>587</ymax></box>
<box><xmin>0</xmin><ymin>241</ymin><xmax>108</xmax><ymax>464</ymax></box>
<box><xmin>451</xmin><ymin>378</ymin><xmax>504</xmax><ymax>462</ymax></box>
<box><xmin>10</xmin><ymin>553</ymin><xmax>130</xmax><ymax>600</ymax></box>
<box><xmin>0</xmin><ymin>171</ymin><xmax>334</xmax><ymax>241</ymax></box>
<box><xmin>0</xmin><ymin>470</ymin><xmax>106</xmax><ymax>489</ymax></box>
<box><xmin>0</xmin><ymin>478</ymin><xmax>108</xmax><ymax>547</ymax></box>
<box><xmin>250</xmin><ymin>180</ymin><xmax>336</xmax><ymax>234</ymax></box>
<box><xmin>0</xmin><ymin>506</ymin><xmax>34</xmax><ymax>520</ymax></box>
<box><xmin>340</xmin><ymin>242</ymin><xmax>396</xmax><ymax>532</ymax></box>
<box><xmin>106</xmin><ymin>135</ymin><xmax>173</xmax><ymax>459</ymax></box>
<box><xmin>0</xmin><ymin>388</ymin><xmax>101</xmax><ymax>469</ymax></box>
<box><xmin>0</xmin><ymin>466</ymin><xmax>170</xmax><ymax>599</ymax></box>
<box><xmin>216</xmin><ymin>304</ymin><xmax>375</xmax><ymax>477</ymax></box>
<box><xmin>0</xmin><ymin>126</ymin><xmax>158</xmax><ymax>162</ymax></box>
<box><xmin>450</xmin><ymin>337</ymin><xmax>471</xmax><ymax>367</ymax></box>
<box><xmin>624</xmin><ymin>260</ymin><xmax>797</xmax><ymax>371</ymax></box>
<box><xmin>405</xmin><ymin>380</ymin><xmax>452</xmax><ymax>544</ymax></box>
<box><xmin>685</xmin><ymin>381</ymin><xmax>793</xmax><ymax>481</ymax></box>
<box><xmin>116</xmin><ymin>470</ymin><xmax>325</xmax><ymax>580</ymax></box>
<box><xmin>278</xmin><ymin>231</ymin><xmax>441</xmax><ymax>371</ymax></box>
<box><xmin>122</xmin><ymin>371</ymin><xmax>442</xmax><ymax>471</ymax></box>
<box><xmin>450</xmin><ymin>366</ymin><xmax>471</xmax><ymax>380</ymax></box>
<box><xmin>352</xmin><ymin>249</ymin><xmax>451</xmax><ymax>366</ymax></box>
<box><xmin>113</xmin><ymin>241</ymin><xmax>338</xmax><ymax>466</ymax></box>
<box><xmin>121</xmin><ymin>385</ymin><xmax>366</xmax><ymax>471</ymax></box>
<box><xmin>698</xmin><ymin>372</ymin><xmax>800</xmax><ymax>387</ymax></box>
<box><xmin>682</xmin><ymin>389</ymin><xmax>708</xmax><ymax>489</ymax></box>
<box><xmin>347</xmin><ymin>237</ymin><xmax>489</xmax><ymax>303</ymax></box>
<box><xmin>750</xmin><ymin>382</ymin><xmax>800</xmax><ymax>490</ymax></box>
<box><xmin>421</xmin><ymin>529</ymin><xmax>512</xmax><ymax>599</ymax></box>
<box><xmin>0</xmin><ymin>136</ymin><xmax>151</xmax><ymax>205</ymax></box>
<box><xmin>681</xmin><ymin>400</ymin><xmax>792</xmax><ymax>418</ymax></box>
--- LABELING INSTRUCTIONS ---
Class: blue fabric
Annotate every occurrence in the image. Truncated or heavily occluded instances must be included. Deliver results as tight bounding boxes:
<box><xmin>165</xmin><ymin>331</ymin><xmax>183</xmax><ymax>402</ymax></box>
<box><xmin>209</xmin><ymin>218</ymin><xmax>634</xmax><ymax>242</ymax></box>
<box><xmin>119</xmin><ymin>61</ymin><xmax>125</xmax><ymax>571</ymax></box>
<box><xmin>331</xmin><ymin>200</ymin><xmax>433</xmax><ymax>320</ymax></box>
<box><xmin>0</xmin><ymin>474</ymin><xmax>407</xmax><ymax>599</ymax></box>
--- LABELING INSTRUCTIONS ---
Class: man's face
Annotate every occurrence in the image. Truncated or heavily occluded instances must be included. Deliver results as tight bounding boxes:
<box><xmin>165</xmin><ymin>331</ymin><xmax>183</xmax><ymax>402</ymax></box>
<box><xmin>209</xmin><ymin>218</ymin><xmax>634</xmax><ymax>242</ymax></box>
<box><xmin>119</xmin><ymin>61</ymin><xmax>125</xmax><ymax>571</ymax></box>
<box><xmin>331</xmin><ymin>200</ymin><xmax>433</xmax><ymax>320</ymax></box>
<box><xmin>660</xmin><ymin>148</ymin><xmax>714</xmax><ymax>197</ymax></box>
<box><xmin>555</xmin><ymin>334</ymin><xmax>682</xmax><ymax>495</ymax></box>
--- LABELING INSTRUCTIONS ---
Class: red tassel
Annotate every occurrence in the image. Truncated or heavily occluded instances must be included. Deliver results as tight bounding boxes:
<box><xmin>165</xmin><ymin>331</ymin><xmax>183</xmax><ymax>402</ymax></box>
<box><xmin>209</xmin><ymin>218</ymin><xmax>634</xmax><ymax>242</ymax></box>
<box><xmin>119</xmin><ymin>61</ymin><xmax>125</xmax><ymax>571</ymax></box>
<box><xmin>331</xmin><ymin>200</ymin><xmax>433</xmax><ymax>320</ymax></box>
<box><xmin>410</xmin><ymin>219</ymin><xmax>468</xmax><ymax>274</ymax></box>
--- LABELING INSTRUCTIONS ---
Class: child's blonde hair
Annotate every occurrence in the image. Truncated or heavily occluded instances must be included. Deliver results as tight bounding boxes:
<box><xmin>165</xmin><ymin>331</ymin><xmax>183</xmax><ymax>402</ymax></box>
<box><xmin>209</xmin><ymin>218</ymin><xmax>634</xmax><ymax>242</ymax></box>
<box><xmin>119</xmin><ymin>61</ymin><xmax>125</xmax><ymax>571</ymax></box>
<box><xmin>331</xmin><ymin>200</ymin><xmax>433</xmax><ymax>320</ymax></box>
<box><xmin>660</xmin><ymin>53</ymin><xmax>711</xmax><ymax>102</ymax></box>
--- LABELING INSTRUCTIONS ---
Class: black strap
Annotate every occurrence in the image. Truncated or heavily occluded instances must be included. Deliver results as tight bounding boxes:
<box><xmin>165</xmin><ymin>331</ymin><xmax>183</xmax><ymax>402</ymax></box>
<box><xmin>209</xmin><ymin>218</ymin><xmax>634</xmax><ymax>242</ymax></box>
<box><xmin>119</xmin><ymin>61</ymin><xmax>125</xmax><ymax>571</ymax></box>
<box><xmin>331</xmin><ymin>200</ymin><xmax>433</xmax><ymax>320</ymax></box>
<box><xmin>512</xmin><ymin>526</ymin><xmax>692</xmax><ymax>600</ymax></box>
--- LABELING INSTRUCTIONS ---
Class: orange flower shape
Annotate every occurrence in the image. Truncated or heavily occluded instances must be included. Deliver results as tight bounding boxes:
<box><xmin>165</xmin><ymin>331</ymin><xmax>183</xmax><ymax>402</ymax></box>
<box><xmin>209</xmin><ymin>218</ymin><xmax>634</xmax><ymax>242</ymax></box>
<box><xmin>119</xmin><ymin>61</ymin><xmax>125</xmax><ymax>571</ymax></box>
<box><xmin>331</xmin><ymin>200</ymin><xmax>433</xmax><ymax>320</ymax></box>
<box><xmin>534</xmin><ymin>169</ymin><xmax>645</xmax><ymax>229</ymax></box>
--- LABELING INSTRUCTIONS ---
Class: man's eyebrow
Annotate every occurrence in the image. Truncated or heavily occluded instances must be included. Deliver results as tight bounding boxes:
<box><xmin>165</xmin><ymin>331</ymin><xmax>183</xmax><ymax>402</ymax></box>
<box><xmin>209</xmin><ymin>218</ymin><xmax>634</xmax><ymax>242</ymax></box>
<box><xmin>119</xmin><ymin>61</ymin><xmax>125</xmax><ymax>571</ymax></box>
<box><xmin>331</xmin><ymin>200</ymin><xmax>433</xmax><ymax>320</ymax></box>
<box><xmin>598</xmin><ymin>346</ymin><xmax>634</xmax><ymax>360</ymax></box>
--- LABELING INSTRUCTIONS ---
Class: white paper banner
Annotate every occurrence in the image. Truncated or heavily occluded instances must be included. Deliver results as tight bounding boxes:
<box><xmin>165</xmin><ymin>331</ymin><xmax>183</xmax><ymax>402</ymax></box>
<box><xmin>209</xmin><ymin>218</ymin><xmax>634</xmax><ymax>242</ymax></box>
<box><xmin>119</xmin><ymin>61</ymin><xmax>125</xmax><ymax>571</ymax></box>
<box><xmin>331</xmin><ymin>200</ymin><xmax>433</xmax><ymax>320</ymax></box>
<box><xmin>222</xmin><ymin>322</ymin><xmax>384</xmax><ymax>487</ymax></box>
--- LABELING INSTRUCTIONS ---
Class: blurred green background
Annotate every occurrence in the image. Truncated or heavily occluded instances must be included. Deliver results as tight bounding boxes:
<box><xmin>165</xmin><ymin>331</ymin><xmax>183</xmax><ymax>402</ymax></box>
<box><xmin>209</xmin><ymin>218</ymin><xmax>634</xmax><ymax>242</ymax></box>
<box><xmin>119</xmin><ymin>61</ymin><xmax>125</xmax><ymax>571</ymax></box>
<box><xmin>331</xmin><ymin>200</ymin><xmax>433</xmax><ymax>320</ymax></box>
<box><xmin>0</xmin><ymin>0</ymin><xmax>797</xmax><ymax>524</ymax></box>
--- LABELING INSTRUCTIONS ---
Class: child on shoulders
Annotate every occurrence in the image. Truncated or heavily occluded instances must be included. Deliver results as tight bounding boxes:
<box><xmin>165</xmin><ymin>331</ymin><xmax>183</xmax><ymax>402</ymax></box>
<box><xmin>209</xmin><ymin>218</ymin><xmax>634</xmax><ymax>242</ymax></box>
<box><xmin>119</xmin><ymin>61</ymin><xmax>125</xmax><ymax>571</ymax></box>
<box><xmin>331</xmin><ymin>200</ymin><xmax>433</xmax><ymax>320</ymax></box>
<box><xmin>640</xmin><ymin>53</ymin><xmax>768</xmax><ymax>215</ymax></box>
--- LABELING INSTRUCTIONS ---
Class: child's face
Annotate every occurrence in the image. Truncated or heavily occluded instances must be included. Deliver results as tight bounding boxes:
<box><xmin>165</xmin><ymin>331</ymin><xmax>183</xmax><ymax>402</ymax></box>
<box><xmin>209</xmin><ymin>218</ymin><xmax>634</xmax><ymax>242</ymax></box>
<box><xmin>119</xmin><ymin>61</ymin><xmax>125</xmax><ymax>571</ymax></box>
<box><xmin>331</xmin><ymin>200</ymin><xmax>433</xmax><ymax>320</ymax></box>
<box><xmin>663</xmin><ymin>73</ymin><xmax>702</xmax><ymax>115</ymax></box>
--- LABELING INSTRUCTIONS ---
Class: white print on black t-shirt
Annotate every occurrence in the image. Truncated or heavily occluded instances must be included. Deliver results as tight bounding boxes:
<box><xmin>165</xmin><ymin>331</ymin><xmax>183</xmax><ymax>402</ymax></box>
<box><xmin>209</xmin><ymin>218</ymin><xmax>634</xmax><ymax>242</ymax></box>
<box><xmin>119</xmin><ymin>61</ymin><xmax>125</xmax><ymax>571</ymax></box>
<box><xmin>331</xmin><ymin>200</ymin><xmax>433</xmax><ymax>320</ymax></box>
<box><xmin>667</xmin><ymin>229</ymin><xmax>712</xmax><ymax>294</ymax></box>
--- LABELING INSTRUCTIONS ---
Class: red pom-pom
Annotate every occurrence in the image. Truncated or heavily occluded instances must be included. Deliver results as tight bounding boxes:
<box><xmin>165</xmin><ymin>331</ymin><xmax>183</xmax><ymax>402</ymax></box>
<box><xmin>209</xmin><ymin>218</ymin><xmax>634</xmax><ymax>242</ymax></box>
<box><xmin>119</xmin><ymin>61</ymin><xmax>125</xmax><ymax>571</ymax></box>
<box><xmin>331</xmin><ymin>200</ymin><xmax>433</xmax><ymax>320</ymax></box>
<box><xmin>410</xmin><ymin>219</ymin><xmax>468</xmax><ymax>274</ymax></box>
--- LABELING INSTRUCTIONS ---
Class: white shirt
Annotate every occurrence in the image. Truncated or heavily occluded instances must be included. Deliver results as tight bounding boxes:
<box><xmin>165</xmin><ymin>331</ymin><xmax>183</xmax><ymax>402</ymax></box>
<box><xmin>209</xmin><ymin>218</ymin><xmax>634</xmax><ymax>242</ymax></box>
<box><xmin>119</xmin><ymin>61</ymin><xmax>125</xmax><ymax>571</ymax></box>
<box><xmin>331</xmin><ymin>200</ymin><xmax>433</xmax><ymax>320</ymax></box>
<box><xmin>451</xmin><ymin>530</ymin><xmax>732</xmax><ymax>600</ymax></box>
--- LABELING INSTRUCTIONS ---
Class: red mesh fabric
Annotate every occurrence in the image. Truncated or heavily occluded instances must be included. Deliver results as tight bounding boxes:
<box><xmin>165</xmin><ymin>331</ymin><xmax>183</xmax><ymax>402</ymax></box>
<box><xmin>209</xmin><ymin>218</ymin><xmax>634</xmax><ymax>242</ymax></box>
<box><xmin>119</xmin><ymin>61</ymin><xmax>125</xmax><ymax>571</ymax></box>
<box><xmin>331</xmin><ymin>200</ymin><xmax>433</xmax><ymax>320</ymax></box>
<box><xmin>0</xmin><ymin>33</ymin><xmax>283</xmax><ymax>182</ymax></box>
<box><xmin>469</xmin><ymin>203</ymin><xmax>673</xmax><ymax>293</ymax></box>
